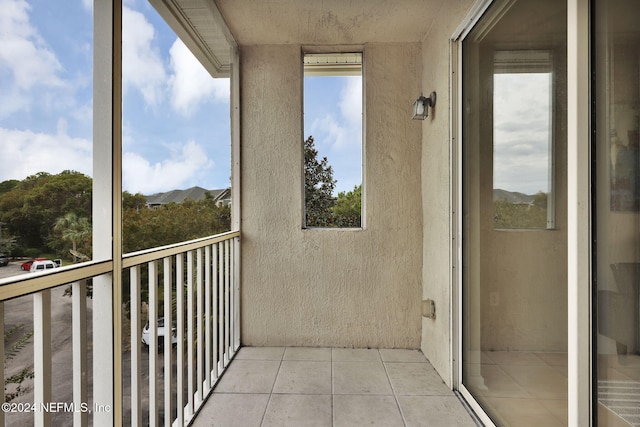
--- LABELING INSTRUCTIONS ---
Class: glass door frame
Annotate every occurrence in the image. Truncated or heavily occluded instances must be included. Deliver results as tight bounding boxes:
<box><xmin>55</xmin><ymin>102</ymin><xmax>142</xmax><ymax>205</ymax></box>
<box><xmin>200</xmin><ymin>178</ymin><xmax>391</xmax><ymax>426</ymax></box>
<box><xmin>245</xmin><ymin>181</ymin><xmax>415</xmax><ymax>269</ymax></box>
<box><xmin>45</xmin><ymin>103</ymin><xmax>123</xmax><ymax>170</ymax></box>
<box><xmin>450</xmin><ymin>0</ymin><xmax>593</xmax><ymax>425</ymax></box>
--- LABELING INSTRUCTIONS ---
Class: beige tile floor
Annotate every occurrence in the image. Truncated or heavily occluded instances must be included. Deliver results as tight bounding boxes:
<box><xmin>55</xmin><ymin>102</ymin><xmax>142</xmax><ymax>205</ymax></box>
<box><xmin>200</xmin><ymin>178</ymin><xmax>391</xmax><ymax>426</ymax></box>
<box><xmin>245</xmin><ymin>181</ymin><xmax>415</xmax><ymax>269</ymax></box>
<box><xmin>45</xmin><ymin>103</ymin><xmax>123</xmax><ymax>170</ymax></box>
<box><xmin>192</xmin><ymin>347</ymin><xmax>478</xmax><ymax>427</ymax></box>
<box><xmin>470</xmin><ymin>351</ymin><xmax>569</xmax><ymax>427</ymax></box>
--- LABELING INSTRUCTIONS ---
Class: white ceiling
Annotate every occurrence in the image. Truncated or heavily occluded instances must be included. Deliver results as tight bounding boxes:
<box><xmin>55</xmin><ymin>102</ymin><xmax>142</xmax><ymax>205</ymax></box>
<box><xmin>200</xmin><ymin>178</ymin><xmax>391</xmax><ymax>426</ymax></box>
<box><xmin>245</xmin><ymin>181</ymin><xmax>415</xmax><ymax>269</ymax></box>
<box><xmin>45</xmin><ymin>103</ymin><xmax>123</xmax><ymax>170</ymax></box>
<box><xmin>213</xmin><ymin>0</ymin><xmax>448</xmax><ymax>45</ymax></box>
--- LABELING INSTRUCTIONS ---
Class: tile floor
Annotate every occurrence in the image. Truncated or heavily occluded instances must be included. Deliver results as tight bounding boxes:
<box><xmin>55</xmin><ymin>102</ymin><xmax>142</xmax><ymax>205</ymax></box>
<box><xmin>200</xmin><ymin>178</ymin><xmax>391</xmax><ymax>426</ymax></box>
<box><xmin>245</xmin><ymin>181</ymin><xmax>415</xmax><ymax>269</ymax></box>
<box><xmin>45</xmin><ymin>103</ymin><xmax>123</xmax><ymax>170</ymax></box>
<box><xmin>468</xmin><ymin>351</ymin><xmax>568</xmax><ymax>427</ymax></box>
<box><xmin>191</xmin><ymin>347</ymin><xmax>478</xmax><ymax>427</ymax></box>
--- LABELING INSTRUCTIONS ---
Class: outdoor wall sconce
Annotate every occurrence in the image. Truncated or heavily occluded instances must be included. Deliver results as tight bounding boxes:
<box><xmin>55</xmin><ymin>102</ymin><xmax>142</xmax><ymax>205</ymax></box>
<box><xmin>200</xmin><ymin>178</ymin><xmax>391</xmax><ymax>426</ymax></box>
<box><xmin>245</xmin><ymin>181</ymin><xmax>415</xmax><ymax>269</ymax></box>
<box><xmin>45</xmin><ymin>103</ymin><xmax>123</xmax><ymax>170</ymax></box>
<box><xmin>412</xmin><ymin>92</ymin><xmax>436</xmax><ymax>120</ymax></box>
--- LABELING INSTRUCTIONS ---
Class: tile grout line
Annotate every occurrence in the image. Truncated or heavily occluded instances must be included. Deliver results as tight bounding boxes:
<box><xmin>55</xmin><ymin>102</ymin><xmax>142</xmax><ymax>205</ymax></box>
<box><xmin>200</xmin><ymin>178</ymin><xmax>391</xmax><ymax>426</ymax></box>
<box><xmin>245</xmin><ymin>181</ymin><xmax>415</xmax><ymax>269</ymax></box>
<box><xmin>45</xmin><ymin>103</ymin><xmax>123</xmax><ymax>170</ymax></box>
<box><xmin>379</xmin><ymin>350</ymin><xmax>409</xmax><ymax>427</ymax></box>
<box><xmin>331</xmin><ymin>348</ymin><xmax>335</xmax><ymax>427</ymax></box>
<box><xmin>258</xmin><ymin>348</ymin><xmax>286</xmax><ymax>427</ymax></box>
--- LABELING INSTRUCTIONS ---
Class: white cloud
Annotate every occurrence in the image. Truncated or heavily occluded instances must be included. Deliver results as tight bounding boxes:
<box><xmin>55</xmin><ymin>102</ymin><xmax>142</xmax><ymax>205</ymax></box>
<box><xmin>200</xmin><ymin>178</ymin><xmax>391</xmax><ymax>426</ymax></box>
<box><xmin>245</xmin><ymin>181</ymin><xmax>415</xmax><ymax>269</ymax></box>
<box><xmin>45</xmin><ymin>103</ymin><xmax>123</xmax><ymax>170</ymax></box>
<box><xmin>339</xmin><ymin>76</ymin><xmax>362</xmax><ymax>125</ymax></box>
<box><xmin>168</xmin><ymin>38</ymin><xmax>229</xmax><ymax>115</ymax></box>
<box><xmin>122</xmin><ymin>6</ymin><xmax>167</xmax><ymax>106</ymax></box>
<box><xmin>0</xmin><ymin>0</ymin><xmax>63</xmax><ymax>90</ymax></box>
<box><xmin>81</xmin><ymin>0</ymin><xmax>92</xmax><ymax>13</ymax></box>
<box><xmin>0</xmin><ymin>124</ymin><xmax>92</xmax><ymax>182</ymax></box>
<box><xmin>493</xmin><ymin>73</ymin><xmax>552</xmax><ymax>194</ymax></box>
<box><xmin>311</xmin><ymin>77</ymin><xmax>362</xmax><ymax>151</ymax></box>
<box><xmin>123</xmin><ymin>141</ymin><xmax>214</xmax><ymax>194</ymax></box>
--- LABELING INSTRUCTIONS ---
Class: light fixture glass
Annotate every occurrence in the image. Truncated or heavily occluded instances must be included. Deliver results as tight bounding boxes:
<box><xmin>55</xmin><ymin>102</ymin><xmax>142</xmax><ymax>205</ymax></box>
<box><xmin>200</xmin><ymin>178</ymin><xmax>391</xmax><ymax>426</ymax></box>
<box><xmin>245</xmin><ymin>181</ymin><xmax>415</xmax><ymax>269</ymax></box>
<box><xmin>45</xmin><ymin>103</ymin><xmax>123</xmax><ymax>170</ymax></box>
<box><xmin>412</xmin><ymin>92</ymin><xmax>436</xmax><ymax>120</ymax></box>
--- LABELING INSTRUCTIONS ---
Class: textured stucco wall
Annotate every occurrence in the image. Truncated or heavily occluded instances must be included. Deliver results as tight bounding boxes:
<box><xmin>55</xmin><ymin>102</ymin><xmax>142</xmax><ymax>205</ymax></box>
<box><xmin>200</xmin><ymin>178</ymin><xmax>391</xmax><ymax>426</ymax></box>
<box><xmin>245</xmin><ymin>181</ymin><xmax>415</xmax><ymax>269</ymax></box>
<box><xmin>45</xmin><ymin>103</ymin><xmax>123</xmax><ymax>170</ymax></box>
<box><xmin>240</xmin><ymin>43</ymin><xmax>423</xmax><ymax>348</ymax></box>
<box><xmin>420</xmin><ymin>0</ymin><xmax>475</xmax><ymax>386</ymax></box>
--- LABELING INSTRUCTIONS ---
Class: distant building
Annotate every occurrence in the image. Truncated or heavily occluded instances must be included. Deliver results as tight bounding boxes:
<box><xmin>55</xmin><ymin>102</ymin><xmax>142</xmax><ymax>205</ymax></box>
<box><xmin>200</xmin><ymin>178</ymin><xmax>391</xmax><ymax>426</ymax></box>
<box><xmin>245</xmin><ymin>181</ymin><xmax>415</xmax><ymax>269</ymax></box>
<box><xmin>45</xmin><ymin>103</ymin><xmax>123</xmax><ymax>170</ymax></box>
<box><xmin>145</xmin><ymin>186</ymin><xmax>231</xmax><ymax>209</ymax></box>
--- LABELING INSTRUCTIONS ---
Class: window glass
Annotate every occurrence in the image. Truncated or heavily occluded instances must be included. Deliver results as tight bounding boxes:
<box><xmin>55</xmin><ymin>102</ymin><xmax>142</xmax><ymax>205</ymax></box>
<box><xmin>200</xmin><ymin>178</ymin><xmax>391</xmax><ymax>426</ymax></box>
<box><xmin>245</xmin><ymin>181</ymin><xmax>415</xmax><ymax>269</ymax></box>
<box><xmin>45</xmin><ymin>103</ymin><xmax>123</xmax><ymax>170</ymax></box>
<box><xmin>303</xmin><ymin>53</ymin><xmax>363</xmax><ymax>228</ymax></box>
<box><xmin>594</xmin><ymin>1</ymin><xmax>640</xmax><ymax>425</ymax></box>
<box><xmin>493</xmin><ymin>51</ymin><xmax>555</xmax><ymax>229</ymax></box>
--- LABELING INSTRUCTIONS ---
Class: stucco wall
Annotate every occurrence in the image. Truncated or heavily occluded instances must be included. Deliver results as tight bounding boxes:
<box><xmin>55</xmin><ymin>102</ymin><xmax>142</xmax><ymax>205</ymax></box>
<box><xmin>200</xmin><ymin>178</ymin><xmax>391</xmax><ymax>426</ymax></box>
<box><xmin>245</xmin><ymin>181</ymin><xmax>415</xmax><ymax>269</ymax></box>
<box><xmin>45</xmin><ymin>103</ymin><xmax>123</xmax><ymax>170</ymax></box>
<box><xmin>240</xmin><ymin>43</ymin><xmax>423</xmax><ymax>348</ymax></box>
<box><xmin>420</xmin><ymin>0</ymin><xmax>475</xmax><ymax>386</ymax></box>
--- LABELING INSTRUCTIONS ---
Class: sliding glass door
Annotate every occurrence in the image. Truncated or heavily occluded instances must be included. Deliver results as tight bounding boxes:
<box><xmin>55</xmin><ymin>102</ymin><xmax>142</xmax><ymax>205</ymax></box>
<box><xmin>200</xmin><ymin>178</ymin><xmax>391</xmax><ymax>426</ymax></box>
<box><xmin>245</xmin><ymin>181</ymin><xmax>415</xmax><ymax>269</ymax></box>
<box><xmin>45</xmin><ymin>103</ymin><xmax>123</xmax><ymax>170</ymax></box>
<box><xmin>594</xmin><ymin>1</ymin><xmax>640</xmax><ymax>425</ymax></box>
<box><xmin>460</xmin><ymin>0</ymin><xmax>568</xmax><ymax>425</ymax></box>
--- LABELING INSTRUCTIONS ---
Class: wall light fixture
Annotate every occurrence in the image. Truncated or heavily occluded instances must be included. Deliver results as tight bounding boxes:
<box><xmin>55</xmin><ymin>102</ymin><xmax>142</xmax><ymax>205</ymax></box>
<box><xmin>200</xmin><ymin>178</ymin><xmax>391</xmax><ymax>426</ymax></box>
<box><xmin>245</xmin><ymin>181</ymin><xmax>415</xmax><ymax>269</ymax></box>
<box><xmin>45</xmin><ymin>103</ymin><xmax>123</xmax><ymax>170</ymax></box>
<box><xmin>412</xmin><ymin>92</ymin><xmax>437</xmax><ymax>120</ymax></box>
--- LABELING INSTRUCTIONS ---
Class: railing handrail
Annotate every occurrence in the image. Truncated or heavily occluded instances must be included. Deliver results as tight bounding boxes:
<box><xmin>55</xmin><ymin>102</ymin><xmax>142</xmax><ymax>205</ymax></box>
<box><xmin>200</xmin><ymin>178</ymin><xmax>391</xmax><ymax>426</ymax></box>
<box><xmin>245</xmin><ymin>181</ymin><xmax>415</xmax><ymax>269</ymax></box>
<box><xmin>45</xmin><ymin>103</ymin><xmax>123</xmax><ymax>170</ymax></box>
<box><xmin>123</xmin><ymin>229</ymin><xmax>240</xmax><ymax>268</ymax></box>
<box><xmin>0</xmin><ymin>260</ymin><xmax>112</xmax><ymax>302</ymax></box>
<box><xmin>0</xmin><ymin>230</ymin><xmax>240</xmax><ymax>302</ymax></box>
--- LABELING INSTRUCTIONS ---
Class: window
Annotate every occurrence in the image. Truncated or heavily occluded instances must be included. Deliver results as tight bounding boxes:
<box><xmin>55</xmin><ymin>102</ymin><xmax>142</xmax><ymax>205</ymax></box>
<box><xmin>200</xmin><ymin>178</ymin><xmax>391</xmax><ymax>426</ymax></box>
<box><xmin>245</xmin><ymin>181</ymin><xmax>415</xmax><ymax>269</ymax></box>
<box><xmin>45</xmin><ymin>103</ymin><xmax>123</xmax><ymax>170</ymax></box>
<box><xmin>303</xmin><ymin>52</ymin><xmax>363</xmax><ymax>229</ymax></box>
<box><xmin>493</xmin><ymin>50</ymin><xmax>555</xmax><ymax>229</ymax></box>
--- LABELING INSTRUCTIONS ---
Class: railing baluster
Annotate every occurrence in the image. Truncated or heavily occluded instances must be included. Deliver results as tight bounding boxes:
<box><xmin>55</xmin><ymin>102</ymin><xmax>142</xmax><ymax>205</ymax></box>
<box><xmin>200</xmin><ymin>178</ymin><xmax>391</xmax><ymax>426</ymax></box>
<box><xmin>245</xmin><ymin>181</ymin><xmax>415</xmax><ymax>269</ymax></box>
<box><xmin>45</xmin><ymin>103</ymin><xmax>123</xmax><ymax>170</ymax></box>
<box><xmin>34</xmin><ymin>290</ymin><xmax>52</xmax><ymax>427</ymax></box>
<box><xmin>204</xmin><ymin>246</ymin><xmax>212</xmax><ymax>391</ymax></box>
<box><xmin>212</xmin><ymin>243</ymin><xmax>218</xmax><ymax>381</ymax></box>
<box><xmin>130</xmin><ymin>266</ymin><xmax>142</xmax><ymax>427</ymax></box>
<box><xmin>224</xmin><ymin>239</ymin><xmax>230</xmax><ymax>366</ymax></box>
<box><xmin>176</xmin><ymin>253</ymin><xmax>185</xmax><ymax>426</ymax></box>
<box><xmin>232</xmin><ymin>236</ymin><xmax>239</xmax><ymax>354</ymax></box>
<box><xmin>163</xmin><ymin>257</ymin><xmax>173</xmax><ymax>427</ymax></box>
<box><xmin>218</xmin><ymin>242</ymin><xmax>224</xmax><ymax>373</ymax></box>
<box><xmin>186</xmin><ymin>251</ymin><xmax>194</xmax><ymax>419</ymax></box>
<box><xmin>72</xmin><ymin>280</ymin><xmax>88</xmax><ymax>427</ymax></box>
<box><xmin>196</xmin><ymin>248</ymin><xmax>204</xmax><ymax>407</ymax></box>
<box><xmin>148</xmin><ymin>261</ymin><xmax>158</xmax><ymax>427</ymax></box>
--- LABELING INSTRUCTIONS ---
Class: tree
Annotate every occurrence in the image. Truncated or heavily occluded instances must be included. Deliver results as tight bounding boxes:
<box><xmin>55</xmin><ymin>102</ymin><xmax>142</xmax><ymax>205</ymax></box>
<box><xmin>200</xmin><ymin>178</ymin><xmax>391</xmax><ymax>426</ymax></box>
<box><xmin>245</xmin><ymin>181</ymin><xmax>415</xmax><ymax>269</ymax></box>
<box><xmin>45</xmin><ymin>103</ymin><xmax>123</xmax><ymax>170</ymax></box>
<box><xmin>333</xmin><ymin>185</ymin><xmax>362</xmax><ymax>227</ymax></box>
<box><xmin>122</xmin><ymin>197</ymin><xmax>231</xmax><ymax>253</ymax></box>
<box><xmin>53</xmin><ymin>212</ymin><xmax>91</xmax><ymax>260</ymax></box>
<box><xmin>0</xmin><ymin>171</ymin><xmax>92</xmax><ymax>253</ymax></box>
<box><xmin>304</xmin><ymin>136</ymin><xmax>336</xmax><ymax>227</ymax></box>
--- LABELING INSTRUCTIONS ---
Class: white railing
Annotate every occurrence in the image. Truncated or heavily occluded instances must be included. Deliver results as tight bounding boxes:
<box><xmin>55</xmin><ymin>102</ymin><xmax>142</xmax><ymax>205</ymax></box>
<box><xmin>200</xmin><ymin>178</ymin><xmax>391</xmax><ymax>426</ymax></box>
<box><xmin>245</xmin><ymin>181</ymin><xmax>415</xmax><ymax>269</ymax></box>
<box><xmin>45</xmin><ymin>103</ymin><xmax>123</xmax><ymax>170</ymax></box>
<box><xmin>0</xmin><ymin>230</ymin><xmax>240</xmax><ymax>427</ymax></box>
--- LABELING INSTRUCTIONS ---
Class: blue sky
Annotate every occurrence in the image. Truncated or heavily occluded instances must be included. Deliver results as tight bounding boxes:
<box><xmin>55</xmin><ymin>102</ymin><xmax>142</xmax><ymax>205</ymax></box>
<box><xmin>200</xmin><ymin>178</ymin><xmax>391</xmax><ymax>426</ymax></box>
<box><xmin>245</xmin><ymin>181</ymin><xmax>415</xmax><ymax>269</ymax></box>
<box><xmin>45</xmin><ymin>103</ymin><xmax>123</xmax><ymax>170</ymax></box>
<box><xmin>305</xmin><ymin>75</ymin><xmax>363</xmax><ymax>194</ymax></box>
<box><xmin>0</xmin><ymin>0</ymin><xmax>231</xmax><ymax>195</ymax></box>
<box><xmin>0</xmin><ymin>0</ymin><xmax>363</xmax><ymax>197</ymax></box>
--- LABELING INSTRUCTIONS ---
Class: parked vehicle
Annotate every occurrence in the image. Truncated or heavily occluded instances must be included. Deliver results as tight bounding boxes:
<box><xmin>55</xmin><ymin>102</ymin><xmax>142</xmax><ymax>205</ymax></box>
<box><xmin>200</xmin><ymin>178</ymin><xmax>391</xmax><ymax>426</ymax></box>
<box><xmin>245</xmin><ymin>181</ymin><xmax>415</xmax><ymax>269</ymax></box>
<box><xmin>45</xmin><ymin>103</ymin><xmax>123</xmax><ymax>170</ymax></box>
<box><xmin>0</xmin><ymin>254</ymin><xmax>8</xmax><ymax>267</ymax></box>
<box><xmin>30</xmin><ymin>260</ymin><xmax>59</xmax><ymax>272</ymax></box>
<box><xmin>21</xmin><ymin>257</ymin><xmax>48</xmax><ymax>271</ymax></box>
<box><xmin>141</xmin><ymin>317</ymin><xmax>177</xmax><ymax>347</ymax></box>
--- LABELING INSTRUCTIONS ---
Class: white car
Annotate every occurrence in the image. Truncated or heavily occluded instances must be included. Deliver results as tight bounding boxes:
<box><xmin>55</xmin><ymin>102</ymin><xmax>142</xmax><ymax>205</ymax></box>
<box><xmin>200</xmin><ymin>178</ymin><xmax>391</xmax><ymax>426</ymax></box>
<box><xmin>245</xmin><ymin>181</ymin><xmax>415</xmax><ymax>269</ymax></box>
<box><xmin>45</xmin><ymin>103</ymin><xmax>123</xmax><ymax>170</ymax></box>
<box><xmin>141</xmin><ymin>317</ymin><xmax>177</xmax><ymax>347</ymax></box>
<box><xmin>30</xmin><ymin>260</ymin><xmax>59</xmax><ymax>272</ymax></box>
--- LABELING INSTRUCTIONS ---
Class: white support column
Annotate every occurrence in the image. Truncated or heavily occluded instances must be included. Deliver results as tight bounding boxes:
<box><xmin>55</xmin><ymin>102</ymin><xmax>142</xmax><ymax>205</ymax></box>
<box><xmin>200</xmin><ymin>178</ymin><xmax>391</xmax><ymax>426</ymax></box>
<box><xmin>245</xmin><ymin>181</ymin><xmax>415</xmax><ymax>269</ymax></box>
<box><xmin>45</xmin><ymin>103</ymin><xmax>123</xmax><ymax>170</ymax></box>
<box><xmin>72</xmin><ymin>281</ymin><xmax>88</xmax><ymax>427</ymax></box>
<box><xmin>34</xmin><ymin>290</ymin><xmax>52</xmax><ymax>427</ymax></box>
<box><xmin>567</xmin><ymin>0</ymin><xmax>592</xmax><ymax>425</ymax></box>
<box><xmin>93</xmin><ymin>0</ymin><xmax>122</xmax><ymax>425</ymax></box>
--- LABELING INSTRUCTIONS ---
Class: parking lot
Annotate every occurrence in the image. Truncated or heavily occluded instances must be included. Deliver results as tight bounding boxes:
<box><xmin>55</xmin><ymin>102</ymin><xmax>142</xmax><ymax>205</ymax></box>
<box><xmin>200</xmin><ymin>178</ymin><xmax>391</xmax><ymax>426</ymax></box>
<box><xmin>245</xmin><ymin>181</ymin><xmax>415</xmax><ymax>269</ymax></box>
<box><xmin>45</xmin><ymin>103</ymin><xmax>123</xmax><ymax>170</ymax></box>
<box><xmin>0</xmin><ymin>261</ymin><xmax>29</xmax><ymax>280</ymax></box>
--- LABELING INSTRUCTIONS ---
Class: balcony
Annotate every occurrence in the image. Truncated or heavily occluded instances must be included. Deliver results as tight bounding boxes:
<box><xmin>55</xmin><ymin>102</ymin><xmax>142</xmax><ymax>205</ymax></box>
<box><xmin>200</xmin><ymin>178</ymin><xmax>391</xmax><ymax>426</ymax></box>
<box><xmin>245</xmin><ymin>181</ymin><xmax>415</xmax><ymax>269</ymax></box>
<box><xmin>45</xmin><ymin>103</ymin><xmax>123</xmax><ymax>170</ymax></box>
<box><xmin>192</xmin><ymin>347</ymin><xmax>475</xmax><ymax>427</ymax></box>
<box><xmin>0</xmin><ymin>230</ymin><xmax>477</xmax><ymax>426</ymax></box>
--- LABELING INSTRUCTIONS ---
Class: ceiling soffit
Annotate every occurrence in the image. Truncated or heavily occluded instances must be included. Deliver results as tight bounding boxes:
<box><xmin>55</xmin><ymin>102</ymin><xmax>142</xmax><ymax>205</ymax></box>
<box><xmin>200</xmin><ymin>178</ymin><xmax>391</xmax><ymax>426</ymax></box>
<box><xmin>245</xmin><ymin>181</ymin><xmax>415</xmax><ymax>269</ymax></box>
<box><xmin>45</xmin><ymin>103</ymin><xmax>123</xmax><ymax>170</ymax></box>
<box><xmin>213</xmin><ymin>0</ymin><xmax>446</xmax><ymax>45</ymax></box>
<box><xmin>149</xmin><ymin>0</ymin><xmax>236</xmax><ymax>77</ymax></box>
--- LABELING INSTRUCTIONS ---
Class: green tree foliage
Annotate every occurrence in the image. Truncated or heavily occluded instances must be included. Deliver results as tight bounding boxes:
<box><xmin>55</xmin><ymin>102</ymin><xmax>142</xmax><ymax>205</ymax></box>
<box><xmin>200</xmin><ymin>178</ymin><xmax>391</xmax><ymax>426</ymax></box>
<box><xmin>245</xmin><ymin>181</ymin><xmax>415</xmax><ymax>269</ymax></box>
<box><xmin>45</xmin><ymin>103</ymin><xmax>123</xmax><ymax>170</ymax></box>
<box><xmin>333</xmin><ymin>185</ymin><xmax>362</xmax><ymax>227</ymax></box>
<box><xmin>0</xmin><ymin>171</ymin><xmax>92</xmax><ymax>252</ymax></box>
<box><xmin>122</xmin><ymin>194</ymin><xmax>231</xmax><ymax>253</ymax></box>
<box><xmin>304</xmin><ymin>135</ymin><xmax>337</xmax><ymax>227</ymax></box>
<box><xmin>0</xmin><ymin>180</ymin><xmax>19</xmax><ymax>197</ymax></box>
<box><xmin>493</xmin><ymin>192</ymin><xmax>548</xmax><ymax>229</ymax></box>
<box><xmin>52</xmin><ymin>212</ymin><xmax>91</xmax><ymax>259</ymax></box>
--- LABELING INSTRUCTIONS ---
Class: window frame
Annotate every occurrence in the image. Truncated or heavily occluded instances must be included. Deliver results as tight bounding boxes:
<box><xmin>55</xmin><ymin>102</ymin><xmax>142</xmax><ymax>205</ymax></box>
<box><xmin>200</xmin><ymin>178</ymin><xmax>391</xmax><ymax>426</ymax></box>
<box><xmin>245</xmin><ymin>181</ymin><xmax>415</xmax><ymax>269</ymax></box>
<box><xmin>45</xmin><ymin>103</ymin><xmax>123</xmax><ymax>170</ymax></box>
<box><xmin>301</xmin><ymin>50</ymin><xmax>365</xmax><ymax>230</ymax></box>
